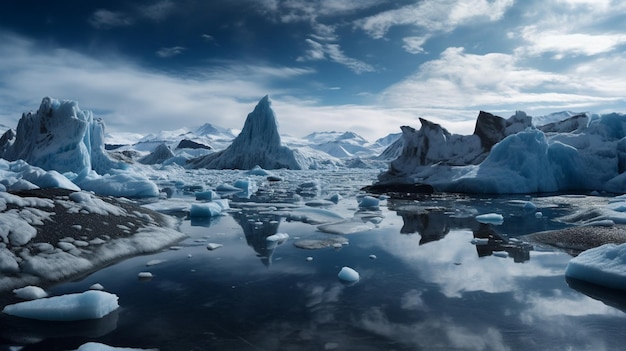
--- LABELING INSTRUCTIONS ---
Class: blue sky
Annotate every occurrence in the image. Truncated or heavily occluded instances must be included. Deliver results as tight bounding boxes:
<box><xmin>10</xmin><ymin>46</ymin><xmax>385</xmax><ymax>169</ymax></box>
<box><xmin>0</xmin><ymin>0</ymin><xmax>625</xmax><ymax>141</ymax></box>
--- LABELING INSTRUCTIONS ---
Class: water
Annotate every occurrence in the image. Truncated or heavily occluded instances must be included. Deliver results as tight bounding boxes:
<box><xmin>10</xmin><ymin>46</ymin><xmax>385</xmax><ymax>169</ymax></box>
<box><xmin>2</xmin><ymin>170</ymin><xmax>626</xmax><ymax>350</ymax></box>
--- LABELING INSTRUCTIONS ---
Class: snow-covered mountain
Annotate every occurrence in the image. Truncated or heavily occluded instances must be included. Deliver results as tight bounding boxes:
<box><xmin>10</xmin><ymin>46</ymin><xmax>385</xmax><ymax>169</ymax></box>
<box><xmin>187</xmin><ymin>95</ymin><xmax>339</xmax><ymax>170</ymax></box>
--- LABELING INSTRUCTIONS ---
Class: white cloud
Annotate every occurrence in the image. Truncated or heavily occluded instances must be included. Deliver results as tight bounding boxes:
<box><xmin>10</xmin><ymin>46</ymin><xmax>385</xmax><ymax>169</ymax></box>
<box><xmin>88</xmin><ymin>9</ymin><xmax>134</xmax><ymax>29</ymax></box>
<box><xmin>517</xmin><ymin>27</ymin><xmax>626</xmax><ymax>57</ymax></box>
<box><xmin>139</xmin><ymin>0</ymin><xmax>175</xmax><ymax>21</ymax></box>
<box><xmin>380</xmin><ymin>46</ymin><xmax>625</xmax><ymax>116</ymax></box>
<box><xmin>0</xmin><ymin>32</ymin><xmax>399</xmax><ymax>141</ymax></box>
<box><xmin>356</xmin><ymin>0</ymin><xmax>514</xmax><ymax>39</ymax></box>
<box><xmin>298</xmin><ymin>39</ymin><xmax>375</xmax><ymax>74</ymax></box>
<box><xmin>156</xmin><ymin>46</ymin><xmax>187</xmax><ymax>58</ymax></box>
<box><xmin>402</xmin><ymin>35</ymin><xmax>430</xmax><ymax>54</ymax></box>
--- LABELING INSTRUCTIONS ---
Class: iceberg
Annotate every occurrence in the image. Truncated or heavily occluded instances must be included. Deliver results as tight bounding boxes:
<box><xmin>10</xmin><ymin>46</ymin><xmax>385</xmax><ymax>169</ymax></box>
<box><xmin>187</xmin><ymin>95</ymin><xmax>337</xmax><ymax>170</ymax></box>
<box><xmin>0</xmin><ymin>97</ymin><xmax>159</xmax><ymax>198</ymax></box>
<box><xmin>565</xmin><ymin>243</ymin><xmax>626</xmax><ymax>291</ymax></box>
<box><xmin>338</xmin><ymin>266</ymin><xmax>360</xmax><ymax>282</ymax></box>
<box><xmin>2</xmin><ymin>290</ymin><xmax>119</xmax><ymax>321</ymax></box>
<box><xmin>375</xmin><ymin>111</ymin><xmax>626</xmax><ymax>194</ymax></box>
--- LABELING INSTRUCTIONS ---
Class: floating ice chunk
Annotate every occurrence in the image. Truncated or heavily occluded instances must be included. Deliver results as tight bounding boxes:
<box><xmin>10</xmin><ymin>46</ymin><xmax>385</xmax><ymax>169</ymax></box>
<box><xmin>233</xmin><ymin>178</ymin><xmax>257</xmax><ymax>193</ymax></box>
<box><xmin>524</xmin><ymin>201</ymin><xmax>537</xmax><ymax>211</ymax></box>
<box><xmin>266</xmin><ymin>233</ymin><xmax>289</xmax><ymax>242</ymax></box>
<box><xmin>328</xmin><ymin>193</ymin><xmax>342</xmax><ymax>203</ymax></box>
<box><xmin>293</xmin><ymin>236</ymin><xmax>349</xmax><ymax>250</ymax></box>
<box><xmin>535</xmin><ymin>212</ymin><xmax>543</xmax><ymax>218</ymax></box>
<box><xmin>246</xmin><ymin>165</ymin><xmax>272</xmax><ymax>176</ymax></box>
<box><xmin>493</xmin><ymin>251</ymin><xmax>509</xmax><ymax>258</ymax></box>
<box><xmin>215</xmin><ymin>183</ymin><xmax>241</xmax><ymax>192</ymax></box>
<box><xmin>146</xmin><ymin>259</ymin><xmax>166</xmax><ymax>266</ymax></box>
<box><xmin>89</xmin><ymin>283</ymin><xmax>104</xmax><ymax>291</ymax></box>
<box><xmin>73</xmin><ymin>169</ymin><xmax>159</xmax><ymax>198</ymax></box>
<box><xmin>565</xmin><ymin>243</ymin><xmax>626</xmax><ymax>290</ymax></box>
<box><xmin>358</xmin><ymin>196</ymin><xmax>380</xmax><ymax>209</ymax></box>
<box><xmin>74</xmin><ymin>342</ymin><xmax>158</xmax><ymax>351</ymax></box>
<box><xmin>369</xmin><ymin>254</ymin><xmax>377</xmax><ymax>260</ymax></box>
<box><xmin>471</xmin><ymin>238</ymin><xmax>490</xmax><ymax>245</ymax></box>
<box><xmin>2</xmin><ymin>290</ymin><xmax>119</xmax><ymax>321</ymax></box>
<box><xmin>305</xmin><ymin>199</ymin><xmax>335</xmax><ymax>207</ymax></box>
<box><xmin>338</xmin><ymin>267</ymin><xmax>360</xmax><ymax>282</ymax></box>
<box><xmin>13</xmin><ymin>286</ymin><xmax>48</xmax><ymax>300</ymax></box>
<box><xmin>137</xmin><ymin>272</ymin><xmax>153</xmax><ymax>279</ymax></box>
<box><xmin>206</xmin><ymin>243</ymin><xmax>223</xmax><ymax>250</ymax></box>
<box><xmin>475</xmin><ymin>213</ymin><xmax>504</xmax><ymax>225</ymax></box>
<box><xmin>189</xmin><ymin>202</ymin><xmax>223</xmax><ymax>217</ymax></box>
<box><xmin>306</xmin><ymin>256</ymin><xmax>313</xmax><ymax>261</ymax></box>
<box><xmin>317</xmin><ymin>219</ymin><xmax>375</xmax><ymax>235</ymax></box>
<box><xmin>195</xmin><ymin>190</ymin><xmax>220</xmax><ymax>201</ymax></box>
<box><xmin>280</xmin><ymin>208</ymin><xmax>344</xmax><ymax>225</ymax></box>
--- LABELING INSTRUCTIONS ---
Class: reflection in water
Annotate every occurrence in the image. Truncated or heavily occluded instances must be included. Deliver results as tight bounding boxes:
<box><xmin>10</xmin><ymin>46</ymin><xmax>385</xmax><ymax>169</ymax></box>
<box><xmin>389</xmin><ymin>199</ymin><xmax>533</xmax><ymax>262</ymax></box>
<box><xmin>0</xmin><ymin>308</ymin><xmax>118</xmax><ymax>345</ymax></box>
<box><xmin>473</xmin><ymin>223</ymin><xmax>532</xmax><ymax>263</ymax></box>
<box><xmin>567</xmin><ymin>277</ymin><xmax>626</xmax><ymax>314</ymax></box>
<box><xmin>232</xmin><ymin>210</ymin><xmax>283</xmax><ymax>267</ymax></box>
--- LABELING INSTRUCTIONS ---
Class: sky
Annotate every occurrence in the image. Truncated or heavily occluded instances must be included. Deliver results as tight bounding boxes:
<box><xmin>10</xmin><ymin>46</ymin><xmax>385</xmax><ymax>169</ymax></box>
<box><xmin>0</xmin><ymin>0</ymin><xmax>625</xmax><ymax>142</ymax></box>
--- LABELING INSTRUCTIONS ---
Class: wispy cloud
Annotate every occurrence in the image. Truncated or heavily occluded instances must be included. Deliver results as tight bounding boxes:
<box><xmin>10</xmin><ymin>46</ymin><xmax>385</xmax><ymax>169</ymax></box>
<box><xmin>88</xmin><ymin>9</ymin><xmax>134</xmax><ymax>29</ymax></box>
<box><xmin>156</xmin><ymin>46</ymin><xmax>186</xmax><ymax>58</ymax></box>
<box><xmin>402</xmin><ymin>36</ymin><xmax>430</xmax><ymax>54</ymax></box>
<box><xmin>298</xmin><ymin>39</ymin><xmax>375</xmax><ymax>74</ymax></box>
<box><xmin>89</xmin><ymin>0</ymin><xmax>176</xmax><ymax>29</ymax></box>
<box><xmin>355</xmin><ymin>0</ymin><xmax>514</xmax><ymax>39</ymax></box>
<box><xmin>140</xmin><ymin>0</ymin><xmax>175</xmax><ymax>21</ymax></box>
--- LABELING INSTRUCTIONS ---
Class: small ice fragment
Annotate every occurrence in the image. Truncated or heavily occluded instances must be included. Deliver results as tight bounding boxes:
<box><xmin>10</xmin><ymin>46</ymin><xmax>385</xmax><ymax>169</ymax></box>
<box><xmin>266</xmin><ymin>233</ymin><xmax>289</xmax><ymax>242</ymax></box>
<box><xmin>13</xmin><ymin>286</ymin><xmax>48</xmax><ymax>300</ymax></box>
<box><xmin>146</xmin><ymin>260</ymin><xmax>165</xmax><ymax>267</ymax></box>
<box><xmin>332</xmin><ymin>243</ymin><xmax>343</xmax><ymax>249</ymax></box>
<box><xmin>471</xmin><ymin>238</ymin><xmax>490</xmax><ymax>245</ymax></box>
<box><xmin>89</xmin><ymin>283</ymin><xmax>104</xmax><ymax>291</ymax></box>
<box><xmin>2</xmin><ymin>291</ymin><xmax>119</xmax><ymax>321</ymax></box>
<box><xmin>187</xmin><ymin>254</ymin><xmax>193</xmax><ymax>258</ymax></box>
<box><xmin>206</xmin><ymin>243</ymin><xmax>223</xmax><ymax>251</ymax></box>
<box><xmin>328</xmin><ymin>193</ymin><xmax>342</xmax><ymax>203</ymax></box>
<box><xmin>493</xmin><ymin>251</ymin><xmax>509</xmax><ymax>258</ymax></box>
<box><xmin>306</xmin><ymin>256</ymin><xmax>313</xmax><ymax>261</ymax></box>
<box><xmin>338</xmin><ymin>267</ymin><xmax>360</xmax><ymax>282</ymax></box>
<box><xmin>524</xmin><ymin>201</ymin><xmax>537</xmax><ymax>211</ymax></box>
<box><xmin>138</xmin><ymin>272</ymin><xmax>153</xmax><ymax>279</ymax></box>
<box><xmin>195</xmin><ymin>190</ymin><xmax>220</xmax><ymax>201</ymax></box>
<box><xmin>369</xmin><ymin>254</ymin><xmax>377</xmax><ymax>260</ymax></box>
<box><xmin>535</xmin><ymin>212</ymin><xmax>543</xmax><ymax>218</ymax></box>
<box><xmin>358</xmin><ymin>196</ymin><xmax>380</xmax><ymax>209</ymax></box>
<box><xmin>475</xmin><ymin>213</ymin><xmax>504</xmax><ymax>225</ymax></box>
<box><xmin>189</xmin><ymin>203</ymin><xmax>223</xmax><ymax>217</ymax></box>
<box><xmin>170</xmin><ymin>246</ymin><xmax>183</xmax><ymax>250</ymax></box>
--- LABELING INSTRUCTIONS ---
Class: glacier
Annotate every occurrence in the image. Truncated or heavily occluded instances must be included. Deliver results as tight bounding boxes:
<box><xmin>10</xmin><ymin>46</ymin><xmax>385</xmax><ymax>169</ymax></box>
<box><xmin>0</xmin><ymin>97</ymin><xmax>159</xmax><ymax>198</ymax></box>
<box><xmin>376</xmin><ymin>111</ymin><xmax>626</xmax><ymax>194</ymax></box>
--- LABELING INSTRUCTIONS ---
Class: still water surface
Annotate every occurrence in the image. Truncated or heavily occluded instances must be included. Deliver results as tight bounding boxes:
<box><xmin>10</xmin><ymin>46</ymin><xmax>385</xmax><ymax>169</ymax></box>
<box><xmin>2</xmin><ymin>170</ymin><xmax>626</xmax><ymax>350</ymax></box>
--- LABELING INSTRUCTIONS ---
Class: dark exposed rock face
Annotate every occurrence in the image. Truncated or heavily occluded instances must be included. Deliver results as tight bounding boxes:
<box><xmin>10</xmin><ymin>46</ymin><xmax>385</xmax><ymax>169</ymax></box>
<box><xmin>138</xmin><ymin>143</ymin><xmax>174</xmax><ymax>164</ymax></box>
<box><xmin>377</xmin><ymin>110</ymin><xmax>533</xmax><ymax>186</ymax></box>
<box><xmin>176</xmin><ymin>139</ymin><xmax>211</xmax><ymax>150</ymax></box>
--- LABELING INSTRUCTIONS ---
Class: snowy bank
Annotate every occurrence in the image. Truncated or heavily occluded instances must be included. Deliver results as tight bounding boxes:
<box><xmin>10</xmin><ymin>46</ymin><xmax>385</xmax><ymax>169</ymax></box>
<box><xmin>0</xmin><ymin>188</ymin><xmax>185</xmax><ymax>293</ymax></box>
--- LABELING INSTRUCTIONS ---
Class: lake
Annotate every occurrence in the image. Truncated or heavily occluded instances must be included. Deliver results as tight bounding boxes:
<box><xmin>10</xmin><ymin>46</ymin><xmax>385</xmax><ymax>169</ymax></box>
<box><xmin>2</xmin><ymin>169</ymin><xmax>626</xmax><ymax>351</ymax></box>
